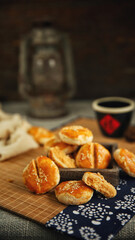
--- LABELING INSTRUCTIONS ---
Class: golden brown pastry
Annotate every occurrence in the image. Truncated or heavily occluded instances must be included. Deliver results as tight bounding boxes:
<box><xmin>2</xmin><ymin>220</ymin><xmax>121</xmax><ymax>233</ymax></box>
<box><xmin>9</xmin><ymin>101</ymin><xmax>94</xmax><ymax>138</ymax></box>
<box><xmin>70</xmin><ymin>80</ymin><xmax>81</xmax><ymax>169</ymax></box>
<box><xmin>113</xmin><ymin>148</ymin><xmax>135</xmax><ymax>177</ymax></box>
<box><xmin>28</xmin><ymin>126</ymin><xmax>55</xmax><ymax>145</ymax></box>
<box><xmin>82</xmin><ymin>172</ymin><xmax>117</xmax><ymax>198</ymax></box>
<box><xmin>59</xmin><ymin>125</ymin><xmax>93</xmax><ymax>145</ymax></box>
<box><xmin>55</xmin><ymin>180</ymin><xmax>94</xmax><ymax>205</ymax></box>
<box><xmin>23</xmin><ymin>155</ymin><xmax>60</xmax><ymax>194</ymax></box>
<box><xmin>44</xmin><ymin>137</ymin><xmax>78</xmax><ymax>156</ymax></box>
<box><xmin>75</xmin><ymin>143</ymin><xmax>94</xmax><ymax>168</ymax></box>
<box><xmin>75</xmin><ymin>143</ymin><xmax>111</xmax><ymax>169</ymax></box>
<box><xmin>48</xmin><ymin>146</ymin><xmax>76</xmax><ymax>168</ymax></box>
<box><xmin>94</xmin><ymin>143</ymin><xmax>111</xmax><ymax>168</ymax></box>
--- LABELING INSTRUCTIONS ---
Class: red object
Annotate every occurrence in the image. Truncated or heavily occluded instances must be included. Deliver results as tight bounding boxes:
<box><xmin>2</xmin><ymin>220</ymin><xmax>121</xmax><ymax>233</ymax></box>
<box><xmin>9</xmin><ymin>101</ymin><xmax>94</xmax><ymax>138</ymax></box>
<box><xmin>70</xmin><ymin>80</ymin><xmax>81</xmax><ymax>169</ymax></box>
<box><xmin>100</xmin><ymin>114</ymin><xmax>120</xmax><ymax>135</ymax></box>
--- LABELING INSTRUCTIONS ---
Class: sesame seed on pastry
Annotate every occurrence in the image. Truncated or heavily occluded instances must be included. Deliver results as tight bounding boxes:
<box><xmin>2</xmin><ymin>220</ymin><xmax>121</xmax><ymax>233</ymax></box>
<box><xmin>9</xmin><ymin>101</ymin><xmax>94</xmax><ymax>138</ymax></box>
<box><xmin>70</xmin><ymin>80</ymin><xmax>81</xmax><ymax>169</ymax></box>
<box><xmin>59</xmin><ymin>125</ymin><xmax>93</xmax><ymax>145</ymax></box>
<box><xmin>82</xmin><ymin>172</ymin><xmax>117</xmax><ymax>198</ymax></box>
<box><xmin>75</xmin><ymin>143</ymin><xmax>111</xmax><ymax>169</ymax></box>
<box><xmin>48</xmin><ymin>146</ymin><xmax>76</xmax><ymax>168</ymax></box>
<box><xmin>75</xmin><ymin>143</ymin><xmax>94</xmax><ymax>168</ymax></box>
<box><xmin>55</xmin><ymin>180</ymin><xmax>94</xmax><ymax>205</ymax></box>
<box><xmin>23</xmin><ymin>156</ymin><xmax>60</xmax><ymax>194</ymax></box>
<box><xmin>94</xmin><ymin>143</ymin><xmax>111</xmax><ymax>169</ymax></box>
<box><xmin>113</xmin><ymin>148</ymin><xmax>135</xmax><ymax>177</ymax></box>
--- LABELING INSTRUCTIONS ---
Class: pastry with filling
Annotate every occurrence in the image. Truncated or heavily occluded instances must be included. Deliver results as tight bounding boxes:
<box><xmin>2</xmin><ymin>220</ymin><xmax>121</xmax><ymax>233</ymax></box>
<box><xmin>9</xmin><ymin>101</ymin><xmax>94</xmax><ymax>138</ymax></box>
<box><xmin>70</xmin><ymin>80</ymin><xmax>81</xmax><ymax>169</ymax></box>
<box><xmin>44</xmin><ymin>137</ymin><xmax>78</xmax><ymax>156</ymax></box>
<box><xmin>48</xmin><ymin>146</ymin><xmax>76</xmax><ymax>168</ymax></box>
<box><xmin>82</xmin><ymin>172</ymin><xmax>117</xmax><ymax>198</ymax></box>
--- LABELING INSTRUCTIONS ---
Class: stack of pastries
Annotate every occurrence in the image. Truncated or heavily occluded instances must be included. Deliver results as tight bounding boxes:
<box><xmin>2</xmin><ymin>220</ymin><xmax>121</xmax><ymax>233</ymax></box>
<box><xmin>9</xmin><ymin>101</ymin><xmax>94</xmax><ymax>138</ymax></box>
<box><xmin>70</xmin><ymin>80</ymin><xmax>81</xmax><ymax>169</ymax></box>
<box><xmin>45</xmin><ymin>125</ymin><xmax>111</xmax><ymax>169</ymax></box>
<box><xmin>23</xmin><ymin>124</ymin><xmax>135</xmax><ymax>205</ymax></box>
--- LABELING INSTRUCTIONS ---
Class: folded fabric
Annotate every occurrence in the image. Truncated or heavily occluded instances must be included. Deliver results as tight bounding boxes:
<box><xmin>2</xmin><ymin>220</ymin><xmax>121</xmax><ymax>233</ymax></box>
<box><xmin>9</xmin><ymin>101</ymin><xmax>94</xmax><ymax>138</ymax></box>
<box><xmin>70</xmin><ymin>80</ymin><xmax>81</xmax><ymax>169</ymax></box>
<box><xmin>46</xmin><ymin>171</ymin><xmax>135</xmax><ymax>240</ymax></box>
<box><xmin>0</xmin><ymin>107</ymin><xmax>38</xmax><ymax>161</ymax></box>
<box><xmin>0</xmin><ymin>107</ymin><xmax>31</xmax><ymax>139</ymax></box>
<box><xmin>0</xmin><ymin>128</ymin><xmax>38</xmax><ymax>161</ymax></box>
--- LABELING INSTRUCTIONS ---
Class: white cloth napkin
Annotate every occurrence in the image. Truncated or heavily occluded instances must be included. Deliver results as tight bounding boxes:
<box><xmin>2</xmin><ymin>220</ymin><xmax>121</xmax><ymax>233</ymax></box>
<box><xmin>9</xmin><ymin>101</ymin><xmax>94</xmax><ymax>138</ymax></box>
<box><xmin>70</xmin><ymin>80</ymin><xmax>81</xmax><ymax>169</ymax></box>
<box><xmin>0</xmin><ymin>107</ymin><xmax>38</xmax><ymax>161</ymax></box>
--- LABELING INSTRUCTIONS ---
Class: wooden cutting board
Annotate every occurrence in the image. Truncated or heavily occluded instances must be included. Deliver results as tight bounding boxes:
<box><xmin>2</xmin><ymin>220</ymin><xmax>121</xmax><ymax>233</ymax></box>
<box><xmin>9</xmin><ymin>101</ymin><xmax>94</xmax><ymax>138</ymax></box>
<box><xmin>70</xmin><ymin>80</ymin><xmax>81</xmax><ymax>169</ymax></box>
<box><xmin>0</xmin><ymin>117</ymin><xmax>134</xmax><ymax>225</ymax></box>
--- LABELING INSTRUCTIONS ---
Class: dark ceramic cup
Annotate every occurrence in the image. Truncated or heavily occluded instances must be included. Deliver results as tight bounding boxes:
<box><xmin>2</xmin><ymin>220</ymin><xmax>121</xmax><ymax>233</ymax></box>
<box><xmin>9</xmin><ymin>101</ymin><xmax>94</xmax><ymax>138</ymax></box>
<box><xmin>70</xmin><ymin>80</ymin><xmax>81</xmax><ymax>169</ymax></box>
<box><xmin>92</xmin><ymin>97</ymin><xmax>134</xmax><ymax>138</ymax></box>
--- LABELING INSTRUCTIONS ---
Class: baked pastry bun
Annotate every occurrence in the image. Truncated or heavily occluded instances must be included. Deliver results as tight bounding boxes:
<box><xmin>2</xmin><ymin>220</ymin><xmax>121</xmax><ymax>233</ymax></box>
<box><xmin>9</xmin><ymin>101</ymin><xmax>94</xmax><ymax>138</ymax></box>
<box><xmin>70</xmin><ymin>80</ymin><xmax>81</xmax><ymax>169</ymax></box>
<box><xmin>55</xmin><ymin>180</ymin><xmax>94</xmax><ymax>205</ymax></box>
<box><xmin>59</xmin><ymin>125</ymin><xmax>93</xmax><ymax>145</ymax></box>
<box><xmin>94</xmin><ymin>143</ymin><xmax>111</xmax><ymax>168</ymax></box>
<box><xmin>75</xmin><ymin>143</ymin><xmax>111</xmax><ymax>169</ymax></box>
<box><xmin>44</xmin><ymin>137</ymin><xmax>78</xmax><ymax>156</ymax></box>
<box><xmin>23</xmin><ymin>156</ymin><xmax>60</xmax><ymax>194</ymax></box>
<box><xmin>75</xmin><ymin>143</ymin><xmax>94</xmax><ymax>168</ymax></box>
<box><xmin>49</xmin><ymin>146</ymin><xmax>76</xmax><ymax>168</ymax></box>
<box><xmin>113</xmin><ymin>148</ymin><xmax>135</xmax><ymax>177</ymax></box>
<box><xmin>82</xmin><ymin>172</ymin><xmax>117</xmax><ymax>198</ymax></box>
<box><xmin>28</xmin><ymin>126</ymin><xmax>55</xmax><ymax>145</ymax></box>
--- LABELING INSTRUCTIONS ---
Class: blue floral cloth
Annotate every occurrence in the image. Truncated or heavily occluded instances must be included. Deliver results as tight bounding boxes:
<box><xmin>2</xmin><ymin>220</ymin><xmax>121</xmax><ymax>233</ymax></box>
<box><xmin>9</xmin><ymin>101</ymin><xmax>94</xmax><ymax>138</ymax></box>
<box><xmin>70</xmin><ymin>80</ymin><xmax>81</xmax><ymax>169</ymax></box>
<box><xmin>46</xmin><ymin>171</ymin><xmax>135</xmax><ymax>240</ymax></box>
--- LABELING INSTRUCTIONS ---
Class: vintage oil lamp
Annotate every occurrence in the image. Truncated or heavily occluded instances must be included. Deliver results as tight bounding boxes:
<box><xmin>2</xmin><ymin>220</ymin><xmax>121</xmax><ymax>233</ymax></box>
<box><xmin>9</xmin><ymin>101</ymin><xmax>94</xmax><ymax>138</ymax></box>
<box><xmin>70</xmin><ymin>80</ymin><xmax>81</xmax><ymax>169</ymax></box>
<box><xmin>19</xmin><ymin>20</ymin><xmax>76</xmax><ymax>117</ymax></box>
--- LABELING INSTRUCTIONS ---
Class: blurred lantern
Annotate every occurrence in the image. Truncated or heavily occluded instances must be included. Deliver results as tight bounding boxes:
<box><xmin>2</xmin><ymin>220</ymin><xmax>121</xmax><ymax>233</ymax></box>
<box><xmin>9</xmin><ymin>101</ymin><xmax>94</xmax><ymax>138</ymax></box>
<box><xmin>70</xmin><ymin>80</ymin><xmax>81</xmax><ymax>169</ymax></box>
<box><xmin>19</xmin><ymin>20</ymin><xmax>76</xmax><ymax>117</ymax></box>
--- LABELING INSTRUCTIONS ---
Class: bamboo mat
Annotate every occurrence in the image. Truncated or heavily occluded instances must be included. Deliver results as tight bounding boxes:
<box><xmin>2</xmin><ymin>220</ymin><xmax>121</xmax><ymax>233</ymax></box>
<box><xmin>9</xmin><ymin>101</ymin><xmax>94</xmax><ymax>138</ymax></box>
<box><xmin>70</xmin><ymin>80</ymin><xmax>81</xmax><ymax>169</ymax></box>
<box><xmin>0</xmin><ymin>117</ymin><xmax>134</xmax><ymax>225</ymax></box>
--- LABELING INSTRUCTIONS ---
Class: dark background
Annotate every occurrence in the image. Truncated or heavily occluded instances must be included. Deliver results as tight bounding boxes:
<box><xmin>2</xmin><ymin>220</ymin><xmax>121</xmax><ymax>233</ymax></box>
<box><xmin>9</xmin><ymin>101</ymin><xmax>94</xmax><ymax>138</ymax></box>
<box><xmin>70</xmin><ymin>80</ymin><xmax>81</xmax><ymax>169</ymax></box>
<box><xmin>0</xmin><ymin>0</ymin><xmax>135</xmax><ymax>101</ymax></box>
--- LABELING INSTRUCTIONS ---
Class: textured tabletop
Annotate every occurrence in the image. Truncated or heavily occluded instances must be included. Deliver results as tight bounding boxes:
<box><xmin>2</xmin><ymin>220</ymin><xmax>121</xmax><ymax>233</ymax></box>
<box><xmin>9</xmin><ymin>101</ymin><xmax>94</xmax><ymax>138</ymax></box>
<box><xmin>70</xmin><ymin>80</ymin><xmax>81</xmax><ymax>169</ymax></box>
<box><xmin>0</xmin><ymin>100</ymin><xmax>135</xmax><ymax>240</ymax></box>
